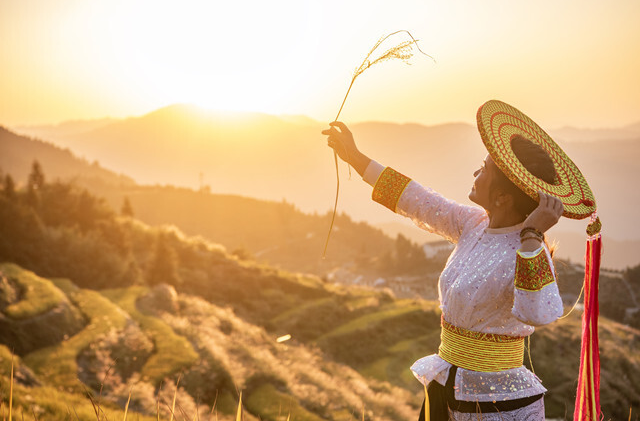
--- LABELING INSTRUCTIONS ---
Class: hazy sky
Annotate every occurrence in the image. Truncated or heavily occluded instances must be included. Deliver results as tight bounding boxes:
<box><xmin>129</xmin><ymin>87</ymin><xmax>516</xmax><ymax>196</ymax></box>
<box><xmin>1</xmin><ymin>0</ymin><xmax>639</xmax><ymax>128</ymax></box>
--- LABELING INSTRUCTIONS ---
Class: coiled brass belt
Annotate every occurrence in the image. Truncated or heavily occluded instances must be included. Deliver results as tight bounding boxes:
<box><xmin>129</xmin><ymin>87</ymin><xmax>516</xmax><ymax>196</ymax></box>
<box><xmin>438</xmin><ymin>318</ymin><xmax>525</xmax><ymax>372</ymax></box>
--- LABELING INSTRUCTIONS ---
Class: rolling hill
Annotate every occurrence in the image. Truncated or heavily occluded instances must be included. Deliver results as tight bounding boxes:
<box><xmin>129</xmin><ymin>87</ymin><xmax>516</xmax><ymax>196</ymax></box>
<box><xmin>7</xmin><ymin>105</ymin><xmax>640</xmax><ymax>269</ymax></box>
<box><xmin>0</xmin><ymin>124</ymin><xmax>437</xmax><ymax>276</ymax></box>
<box><xmin>0</xmin><ymin>184</ymin><xmax>638</xmax><ymax>420</ymax></box>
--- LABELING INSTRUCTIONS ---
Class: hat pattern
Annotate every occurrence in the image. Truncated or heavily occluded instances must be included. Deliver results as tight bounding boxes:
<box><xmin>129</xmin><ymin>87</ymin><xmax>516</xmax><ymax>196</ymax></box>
<box><xmin>477</xmin><ymin>100</ymin><xmax>596</xmax><ymax>220</ymax></box>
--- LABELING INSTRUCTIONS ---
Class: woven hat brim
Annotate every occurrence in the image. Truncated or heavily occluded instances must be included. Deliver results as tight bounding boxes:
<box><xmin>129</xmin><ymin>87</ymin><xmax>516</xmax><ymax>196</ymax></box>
<box><xmin>477</xmin><ymin>100</ymin><xmax>596</xmax><ymax>220</ymax></box>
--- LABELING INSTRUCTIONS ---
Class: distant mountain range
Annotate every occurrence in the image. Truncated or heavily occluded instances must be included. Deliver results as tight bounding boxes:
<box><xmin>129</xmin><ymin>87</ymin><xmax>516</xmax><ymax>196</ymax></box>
<box><xmin>0</xmin><ymin>125</ymin><xmax>404</xmax><ymax>275</ymax></box>
<box><xmin>549</xmin><ymin>122</ymin><xmax>640</xmax><ymax>142</ymax></box>
<box><xmin>7</xmin><ymin>104</ymin><xmax>640</xmax><ymax>269</ymax></box>
<box><xmin>0</xmin><ymin>126</ymin><xmax>135</xmax><ymax>190</ymax></box>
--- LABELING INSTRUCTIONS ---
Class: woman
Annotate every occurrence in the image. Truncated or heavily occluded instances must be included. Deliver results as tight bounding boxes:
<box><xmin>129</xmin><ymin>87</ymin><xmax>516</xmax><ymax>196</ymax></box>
<box><xmin>321</xmin><ymin>107</ymin><xmax>567</xmax><ymax>420</ymax></box>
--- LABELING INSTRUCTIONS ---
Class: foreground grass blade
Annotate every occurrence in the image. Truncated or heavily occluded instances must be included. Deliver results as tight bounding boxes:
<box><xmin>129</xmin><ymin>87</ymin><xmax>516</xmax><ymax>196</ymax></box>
<box><xmin>235</xmin><ymin>392</ymin><xmax>243</xmax><ymax>421</ymax></box>
<box><xmin>170</xmin><ymin>376</ymin><xmax>181</xmax><ymax>421</ymax></box>
<box><xmin>123</xmin><ymin>387</ymin><xmax>133</xmax><ymax>421</ymax></box>
<box><xmin>9</xmin><ymin>356</ymin><xmax>13</xmax><ymax>421</ymax></box>
<box><xmin>82</xmin><ymin>384</ymin><xmax>100</xmax><ymax>421</ymax></box>
<box><xmin>424</xmin><ymin>382</ymin><xmax>430</xmax><ymax>421</ymax></box>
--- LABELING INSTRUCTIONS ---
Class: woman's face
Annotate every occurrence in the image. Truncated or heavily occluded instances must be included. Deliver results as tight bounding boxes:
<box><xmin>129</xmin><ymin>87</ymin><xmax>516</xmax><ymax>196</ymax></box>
<box><xmin>469</xmin><ymin>154</ymin><xmax>496</xmax><ymax>209</ymax></box>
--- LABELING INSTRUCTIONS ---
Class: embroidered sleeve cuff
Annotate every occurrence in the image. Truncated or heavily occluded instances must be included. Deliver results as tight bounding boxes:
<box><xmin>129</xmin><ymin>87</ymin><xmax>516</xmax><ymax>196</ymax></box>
<box><xmin>514</xmin><ymin>248</ymin><xmax>555</xmax><ymax>291</ymax></box>
<box><xmin>372</xmin><ymin>167</ymin><xmax>412</xmax><ymax>212</ymax></box>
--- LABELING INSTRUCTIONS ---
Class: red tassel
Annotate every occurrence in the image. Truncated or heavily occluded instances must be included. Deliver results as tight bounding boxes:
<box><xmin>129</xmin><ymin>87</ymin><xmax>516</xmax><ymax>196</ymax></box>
<box><xmin>574</xmin><ymin>232</ymin><xmax>602</xmax><ymax>421</ymax></box>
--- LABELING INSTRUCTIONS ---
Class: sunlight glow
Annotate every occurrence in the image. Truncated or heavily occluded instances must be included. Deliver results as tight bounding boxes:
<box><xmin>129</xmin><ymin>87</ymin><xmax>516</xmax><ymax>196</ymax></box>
<box><xmin>1</xmin><ymin>0</ymin><xmax>639</xmax><ymax>126</ymax></box>
<box><xmin>81</xmin><ymin>0</ymin><xmax>322</xmax><ymax>115</ymax></box>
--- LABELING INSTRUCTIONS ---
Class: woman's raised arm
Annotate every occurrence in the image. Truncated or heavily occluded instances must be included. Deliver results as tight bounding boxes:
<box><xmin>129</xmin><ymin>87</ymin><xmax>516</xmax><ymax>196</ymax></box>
<box><xmin>322</xmin><ymin>121</ymin><xmax>371</xmax><ymax>176</ymax></box>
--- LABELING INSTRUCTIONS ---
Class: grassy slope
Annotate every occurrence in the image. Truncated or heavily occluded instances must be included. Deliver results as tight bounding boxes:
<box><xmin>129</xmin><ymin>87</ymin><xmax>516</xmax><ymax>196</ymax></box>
<box><xmin>244</xmin><ymin>383</ymin><xmax>325</xmax><ymax>421</ymax></box>
<box><xmin>268</xmin><ymin>286</ymin><xmax>640</xmax><ymax>420</ymax></box>
<box><xmin>102</xmin><ymin>287</ymin><xmax>199</xmax><ymax>386</ymax></box>
<box><xmin>533</xmin><ymin>312</ymin><xmax>640</xmax><ymax>419</ymax></box>
<box><xmin>22</xmin><ymin>278</ymin><xmax>129</xmax><ymax>392</ymax></box>
<box><xmin>0</xmin><ymin>263</ymin><xmax>68</xmax><ymax>320</ymax></box>
<box><xmin>0</xmin><ymin>345</ymin><xmax>157</xmax><ymax>421</ymax></box>
<box><xmin>3</xmin><ymin>264</ymin><xmax>419</xmax><ymax>420</ymax></box>
<box><xmin>2</xmin><ymin>259</ymin><xmax>639</xmax><ymax>420</ymax></box>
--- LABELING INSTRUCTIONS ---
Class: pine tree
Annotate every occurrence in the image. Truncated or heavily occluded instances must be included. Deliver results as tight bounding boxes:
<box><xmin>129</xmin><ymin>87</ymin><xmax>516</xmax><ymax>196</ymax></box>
<box><xmin>121</xmin><ymin>196</ymin><xmax>134</xmax><ymax>217</ymax></box>
<box><xmin>3</xmin><ymin>174</ymin><xmax>16</xmax><ymax>200</ymax></box>
<box><xmin>121</xmin><ymin>255</ymin><xmax>143</xmax><ymax>286</ymax></box>
<box><xmin>26</xmin><ymin>160</ymin><xmax>45</xmax><ymax>208</ymax></box>
<box><xmin>146</xmin><ymin>233</ymin><xmax>181</xmax><ymax>286</ymax></box>
<box><xmin>27</xmin><ymin>160</ymin><xmax>45</xmax><ymax>191</ymax></box>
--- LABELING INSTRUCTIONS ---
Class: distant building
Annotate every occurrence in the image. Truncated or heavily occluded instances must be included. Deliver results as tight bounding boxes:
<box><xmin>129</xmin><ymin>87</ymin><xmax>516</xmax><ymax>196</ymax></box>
<box><xmin>423</xmin><ymin>240</ymin><xmax>454</xmax><ymax>259</ymax></box>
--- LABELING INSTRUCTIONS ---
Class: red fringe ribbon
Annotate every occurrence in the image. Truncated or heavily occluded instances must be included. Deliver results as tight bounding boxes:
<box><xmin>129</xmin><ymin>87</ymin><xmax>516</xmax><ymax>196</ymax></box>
<box><xmin>574</xmin><ymin>234</ymin><xmax>602</xmax><ymax>421</ymax></box>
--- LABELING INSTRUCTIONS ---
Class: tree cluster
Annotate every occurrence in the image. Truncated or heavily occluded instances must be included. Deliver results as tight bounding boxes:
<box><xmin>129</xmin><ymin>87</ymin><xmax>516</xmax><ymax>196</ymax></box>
<box><xmin>0</xmin><ymin>162</ymin><xmax>329</xmax><ymax>326</ymax></box>
<box><xmin>371</xmin><ymin>234</ymin><xmax>446</xmax><ymax>277</ymax></box>
<box><xmin>0</xmin><ymin>162</ymin><xmax>177</xmax><ymax>289</ymax></box>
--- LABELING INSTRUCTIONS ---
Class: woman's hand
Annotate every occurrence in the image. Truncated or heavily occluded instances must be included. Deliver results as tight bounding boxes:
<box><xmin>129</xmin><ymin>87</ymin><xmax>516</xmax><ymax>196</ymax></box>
<box><xmin>523</xmin><ymin>191</ymin><xmax>564</xmax><ymax>233</ymax></box>
<box><xmin>322</xmin><ymin>121</ymin><xmax>358</xmax><ymax>164</ymax></box>
<box><xmin>322</xmin><ymin>121</ymin><xmax>371</xmax><ymax>176</ymax></box>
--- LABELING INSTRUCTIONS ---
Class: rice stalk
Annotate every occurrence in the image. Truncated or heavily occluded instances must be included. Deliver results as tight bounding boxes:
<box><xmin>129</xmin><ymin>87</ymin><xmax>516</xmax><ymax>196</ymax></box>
<box><xmin>122</xmin><ymin>387</ymin><xmax>133</xmax><ymax>421</ymax></box>
<box><xmin>193</xmin><ymin>393</ymin><xmax>200</xmax><ymax>421</ymax></box>
<box><xmin>162</xmin><ymin>398</ymin><xmax>177</xmax><ymax>421</ymax></box>
<box><xmin>72</xmin><ymin>405</ymin><xmax>81</xmax><ymax>420</ymax></box>
<box><xmin>423</xmin><ymin>382</ymin><xmax>429</xmax><ymax>421</ymax></box>
<box><xmin>97</xmin><ymin>361</ymin><xmax>116</xmax><ymax>419</ymax></box>
<box><xmin>208</xmin><ymin>390</ymin><xmax>218</xmax><ymax>421</ymax></box>
<box><xmin>81</xmin><ymin>384</ymin><xmax>100</xmax><ymax>421</ymax></box>
<box><xmin>177</xmin><ymin>402</ymin><xmax>192</xmax><ymax>421</ymax></box>
<box><xmin>235</xmin><ymin>392</ymin><xmax>243</xmax><ymax>421</ymax></box>
<box><xmin>9</xmin><ymin>356</ymin><xmax>13</xmax><ymax>421</ymax></box>
<box><xmin>30</xmin><ymin>405</ymin><xmax>39</xmax><ymax>421</ymax></box>
<box><xmin>323</xmin><ymin>30</ymin><xmax>434</xmax><ymax>258</ymax></box>
<box><xmin>169</xmin><ymin>375</ymin><xmax>181</xmax><ymax>421</ymax></box>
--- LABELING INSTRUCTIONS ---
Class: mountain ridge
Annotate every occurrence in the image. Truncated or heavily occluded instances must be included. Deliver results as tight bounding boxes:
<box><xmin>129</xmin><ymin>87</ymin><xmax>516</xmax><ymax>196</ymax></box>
<box><xmin>5</xmin><ymin>104</ymin><xmax>640</xmax><ymax>267</ymax></box>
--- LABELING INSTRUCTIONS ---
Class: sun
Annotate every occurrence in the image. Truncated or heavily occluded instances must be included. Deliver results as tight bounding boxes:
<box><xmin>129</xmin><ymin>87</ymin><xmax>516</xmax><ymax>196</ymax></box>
<box><xmin>71</xmin><ymin>1</ymin><xmax>321</xmax><ymax>117</ymax></box>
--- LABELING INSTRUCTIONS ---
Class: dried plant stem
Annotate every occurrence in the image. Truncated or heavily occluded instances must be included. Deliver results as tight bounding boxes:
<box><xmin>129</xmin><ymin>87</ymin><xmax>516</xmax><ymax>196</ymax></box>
<box><xmin>335</xmin><ymin>77</ymin><xmax>357</xmax><ymax>125</ymax></box>
<box><xmin>235</xmin><ymin>392</ymin><xmax>243</xmax><ymax>421</ymax></box>
<box><xmin>9</xmin><ymin>355</ymin><xmax>14</xmax><ymax>421</ymax></box>
<box><xmin>169</xmin><ymin>375</ymin><xmax>181</xmax><ymax>421</ymax></box>
<box><xmin>209</xmin><ymin>389</ymin><xmax>219</xmax><ymax>420</ymax></box>
<box><xmin>322</xmin><ymin>30</ymin><xmax>434</xmax><ymax>258</ymax></box>
<box><xmin>321</xmin><ymin>77</ymin><xmax>357</xmax><ymax>259</ymax></box>
<box><xmin>81</xmin><ymin>384</ymin><xmax>100</xmax><ymax>421</ymax></box>
<box><xmin>122</xmin><ymin>387</ymin><xmax>132</xmax><ymax>421</ymax></box>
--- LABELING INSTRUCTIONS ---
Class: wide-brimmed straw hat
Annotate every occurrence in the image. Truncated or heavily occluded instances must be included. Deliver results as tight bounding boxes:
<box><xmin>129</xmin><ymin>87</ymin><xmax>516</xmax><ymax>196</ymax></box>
<box><xmin>476</xmin><ymin>99</ymin><xmax>597</xmax><ymax>221</ymax></box>
<box><xmin>477</xmin><ymin>100</ymin><xmax>603</xmax><ymax>419</ymax></box>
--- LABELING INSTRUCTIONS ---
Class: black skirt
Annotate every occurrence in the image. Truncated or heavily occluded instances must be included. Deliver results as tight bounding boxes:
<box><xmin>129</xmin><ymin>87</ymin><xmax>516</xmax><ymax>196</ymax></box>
<box><xmin>418</xmin><ymin>366</ymin><xmax>544</xmax><ymax>420</ymax></box>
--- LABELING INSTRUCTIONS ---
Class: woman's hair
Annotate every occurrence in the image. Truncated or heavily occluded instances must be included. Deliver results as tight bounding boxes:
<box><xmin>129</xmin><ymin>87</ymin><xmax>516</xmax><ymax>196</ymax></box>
<box><xmin>491</xmin><ymin>134</ymin><xmax>557</xmax><ymax>218</ymax></box>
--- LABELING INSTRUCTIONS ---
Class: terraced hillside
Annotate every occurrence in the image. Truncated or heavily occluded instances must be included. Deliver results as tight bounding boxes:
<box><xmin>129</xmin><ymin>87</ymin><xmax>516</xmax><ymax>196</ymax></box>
<box><xmin>0</xmin><ymin>173</ymin><xmax>639</xmax><ymax>420</ymax></box>
<box><xmin>2</xmin><ymin>261</ymin><xmax>639</xmax><ymax>420</ymax></box>
<box><xmin>0</xmin><ymin>263</ymin><xmax>418</xmax><ymax>420</ymax></box>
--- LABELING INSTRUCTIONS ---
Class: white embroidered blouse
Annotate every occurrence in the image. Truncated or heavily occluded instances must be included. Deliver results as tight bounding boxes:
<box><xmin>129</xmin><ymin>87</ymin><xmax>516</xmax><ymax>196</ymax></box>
<box><xmin>363</xmin><ymin>160</ymin><xmax>564</xmax><ymax>402</ymax></box>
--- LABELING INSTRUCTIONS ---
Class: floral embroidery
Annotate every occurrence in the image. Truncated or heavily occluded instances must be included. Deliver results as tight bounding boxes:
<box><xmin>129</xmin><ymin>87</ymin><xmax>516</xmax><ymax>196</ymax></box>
<box><xmin>514</xmin><ymin>249</ymin><xmax>555</xmax><ymax>291</ymax></box>
<box><xmin>372</xmin><ymin>167</ymin><xmax>411</xmax><ymax>212</ymax></box>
